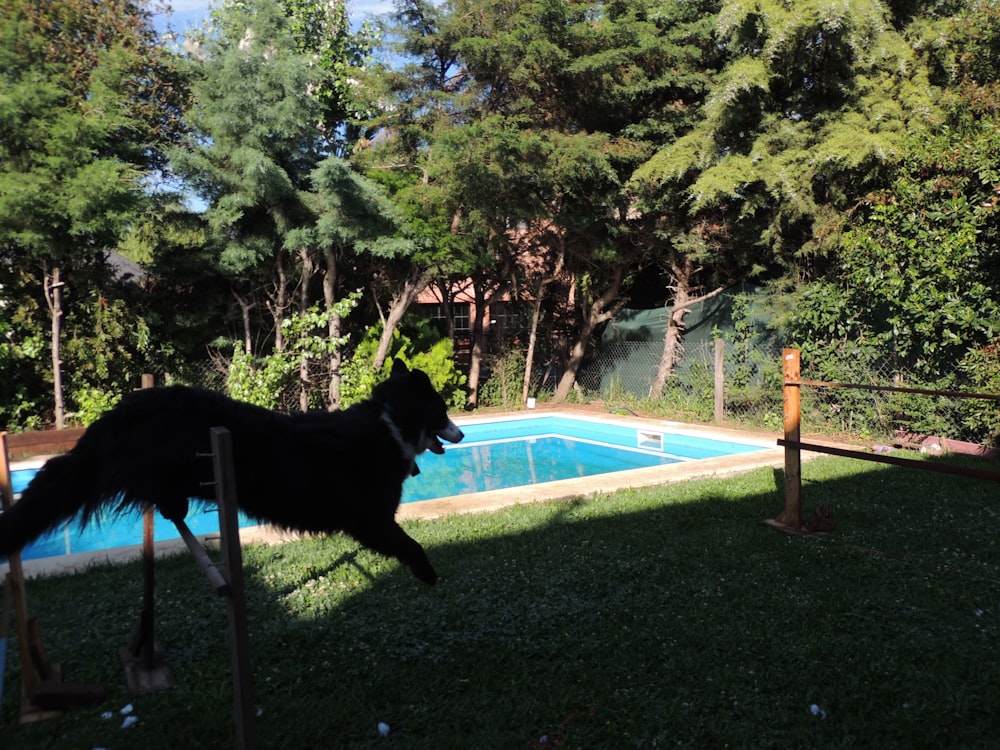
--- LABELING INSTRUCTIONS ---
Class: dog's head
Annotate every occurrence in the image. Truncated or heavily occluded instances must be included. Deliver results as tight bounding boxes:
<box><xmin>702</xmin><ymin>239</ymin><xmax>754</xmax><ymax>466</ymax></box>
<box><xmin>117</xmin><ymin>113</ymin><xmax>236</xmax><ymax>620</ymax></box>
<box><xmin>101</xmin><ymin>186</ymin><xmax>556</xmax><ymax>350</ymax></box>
<box><xmin>377</xmin><ymin>360</ymin><xmax>464</xmax><ymax>461</ymax></box>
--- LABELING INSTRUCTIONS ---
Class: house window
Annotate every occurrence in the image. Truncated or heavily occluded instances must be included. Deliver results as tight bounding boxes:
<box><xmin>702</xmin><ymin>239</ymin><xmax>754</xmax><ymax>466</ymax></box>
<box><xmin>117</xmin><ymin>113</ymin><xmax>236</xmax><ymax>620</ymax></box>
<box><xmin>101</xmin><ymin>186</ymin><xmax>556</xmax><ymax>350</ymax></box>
<box><xmin>426</xmin><ymin>302</ymin><xmax>470</xmax><ymax>332</ymax></box>
<box><xmin>489</xmin><ymin>301</ymin><xmax>526</xmax><ymax>334</ymax></box>
<box><xmin>453</xmin><ymin>303</ymin><xmax>471</xmax><ymax>332</ymax></box>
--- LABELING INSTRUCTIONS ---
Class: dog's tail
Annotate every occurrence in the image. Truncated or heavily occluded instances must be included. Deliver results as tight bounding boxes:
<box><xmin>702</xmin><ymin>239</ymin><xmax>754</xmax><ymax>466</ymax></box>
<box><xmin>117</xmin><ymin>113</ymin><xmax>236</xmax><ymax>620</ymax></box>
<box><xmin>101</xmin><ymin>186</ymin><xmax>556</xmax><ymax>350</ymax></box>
<box><xmin>0</xmin><ymin>451</ymin><xmax>101</xmax><ymax>559</ymax></box>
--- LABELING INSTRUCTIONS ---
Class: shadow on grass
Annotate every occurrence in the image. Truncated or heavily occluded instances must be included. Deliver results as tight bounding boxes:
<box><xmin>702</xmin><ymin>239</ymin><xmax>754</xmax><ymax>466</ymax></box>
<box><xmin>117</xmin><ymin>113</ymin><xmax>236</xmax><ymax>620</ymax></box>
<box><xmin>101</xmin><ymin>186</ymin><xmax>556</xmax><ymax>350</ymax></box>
<box><xmin>2</xmin><ymin>458</ymin><xmax>999</xmax><ymax>749</ymax></box>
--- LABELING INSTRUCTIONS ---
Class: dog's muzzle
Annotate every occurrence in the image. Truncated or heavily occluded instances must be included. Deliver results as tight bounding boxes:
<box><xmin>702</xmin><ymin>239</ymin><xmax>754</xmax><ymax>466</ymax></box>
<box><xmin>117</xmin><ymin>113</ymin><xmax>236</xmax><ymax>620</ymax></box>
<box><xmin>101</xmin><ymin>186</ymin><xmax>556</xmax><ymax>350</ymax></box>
<box><xmin>428</xmin><ymin>420</ymin><xmax>464</xmax><ymax>454</ymax></box>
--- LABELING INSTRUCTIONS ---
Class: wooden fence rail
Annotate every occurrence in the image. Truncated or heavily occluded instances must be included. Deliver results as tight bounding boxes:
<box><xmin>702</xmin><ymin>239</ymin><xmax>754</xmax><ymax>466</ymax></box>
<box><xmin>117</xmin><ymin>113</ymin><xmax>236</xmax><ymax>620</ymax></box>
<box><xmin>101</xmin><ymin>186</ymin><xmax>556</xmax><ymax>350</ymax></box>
<box><xmin>767</xmin><ymin>348</ymin><xmax>1000</xmax><ymax>533</ymax></box>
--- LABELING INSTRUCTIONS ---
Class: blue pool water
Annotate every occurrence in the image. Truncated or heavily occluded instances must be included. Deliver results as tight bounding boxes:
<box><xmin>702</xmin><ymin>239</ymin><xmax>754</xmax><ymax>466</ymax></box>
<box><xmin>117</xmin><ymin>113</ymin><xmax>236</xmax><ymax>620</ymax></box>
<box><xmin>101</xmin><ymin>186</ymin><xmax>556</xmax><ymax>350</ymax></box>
<box><xmin>7</xmin><ymin>415</ymin><xmax>764</xmax><ymax>562</ymax></box>
<box><xmin>401</xmin><ymin>416</ymin><xmax>763</xmax><ymax>503</ymax></box>
<box><xmin>8</xmin><ymin>466</ymin><xmax>253</xmax><ymax>562</ymax></box>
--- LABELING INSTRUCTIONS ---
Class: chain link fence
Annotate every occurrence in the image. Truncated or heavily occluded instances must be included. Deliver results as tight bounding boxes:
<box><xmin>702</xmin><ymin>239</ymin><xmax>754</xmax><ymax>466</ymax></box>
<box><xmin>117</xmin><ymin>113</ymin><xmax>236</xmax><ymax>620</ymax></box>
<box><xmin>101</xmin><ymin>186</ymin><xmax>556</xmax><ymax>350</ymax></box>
<box><xmin>547</xmin><ymin>338</ymin><xmax>784</xmax><ymax>431</ymax></box>
<box><xmin>792</xmin><ymin>346</ymin><xmax>999</xmax><ymax>449</ymax></box>
<box><xmin>159</xmin><ymin>336</ymin><xmax>998</xmax><ymax>451</ymax></box>
<box><xmin>146</xmin><ymin>358</ymin><xmax>228</xmax><ymax>392</ymax></box>
<box><xmin>145</xmin><ymin>357</ymin><xmax>324</xmax><ymax>413</ymax></box>
<box><xmin>515</xmin><ymin>339</ymin><xmax>998</xmax><ymax>449</ymax></box>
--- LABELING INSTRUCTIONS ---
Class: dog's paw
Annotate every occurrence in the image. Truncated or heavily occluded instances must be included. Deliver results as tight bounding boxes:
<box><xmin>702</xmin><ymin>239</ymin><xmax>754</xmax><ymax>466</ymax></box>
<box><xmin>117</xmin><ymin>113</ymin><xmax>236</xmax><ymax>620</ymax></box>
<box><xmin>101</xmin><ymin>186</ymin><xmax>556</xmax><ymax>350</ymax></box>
<box><xmin>411</xmin><ymin>559</ymin><xmax>438</xmax><ymax>586</ymax></box>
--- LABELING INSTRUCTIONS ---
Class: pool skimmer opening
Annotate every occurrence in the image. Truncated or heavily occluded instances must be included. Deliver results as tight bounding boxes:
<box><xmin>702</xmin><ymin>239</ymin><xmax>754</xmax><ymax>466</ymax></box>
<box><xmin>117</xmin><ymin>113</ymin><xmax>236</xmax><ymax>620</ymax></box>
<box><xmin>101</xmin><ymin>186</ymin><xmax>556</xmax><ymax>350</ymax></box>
<box><xmin>637</xmin><ymin>430</ymin><xmax>664</xmax><ymax>451</ymax></box>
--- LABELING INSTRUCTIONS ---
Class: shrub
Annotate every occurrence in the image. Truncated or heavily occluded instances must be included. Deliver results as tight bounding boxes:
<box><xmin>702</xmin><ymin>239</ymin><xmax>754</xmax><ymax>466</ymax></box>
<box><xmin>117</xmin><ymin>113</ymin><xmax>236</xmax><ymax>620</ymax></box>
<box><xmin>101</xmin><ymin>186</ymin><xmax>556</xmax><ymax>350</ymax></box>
<box><xmin>341</xmin><ymin>317</ymin><xmax>467</xmax><ymax>410</ymax></box>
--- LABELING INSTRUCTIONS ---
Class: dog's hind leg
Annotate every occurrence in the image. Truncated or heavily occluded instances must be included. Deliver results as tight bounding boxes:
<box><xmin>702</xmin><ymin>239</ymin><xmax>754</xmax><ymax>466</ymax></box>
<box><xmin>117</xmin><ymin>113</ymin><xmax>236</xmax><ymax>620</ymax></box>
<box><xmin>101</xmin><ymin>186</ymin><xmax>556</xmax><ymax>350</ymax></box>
<box><xmin>154</xmin><ymin>497</ymin><xmax>190</xmax><ymax>523</ymax></box>
<box><xmin>349</xmin><ymin>522</ymin><xmax>438</xmax><ymax>585</ymax></box>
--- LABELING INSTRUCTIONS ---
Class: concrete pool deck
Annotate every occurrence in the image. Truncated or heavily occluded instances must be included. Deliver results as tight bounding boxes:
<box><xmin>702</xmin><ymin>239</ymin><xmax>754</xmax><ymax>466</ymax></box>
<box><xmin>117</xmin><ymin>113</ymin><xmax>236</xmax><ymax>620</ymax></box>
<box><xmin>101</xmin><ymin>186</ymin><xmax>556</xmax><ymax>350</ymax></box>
<box><xmin>5</xmin><ymin>408</ymin><xmax>835</xmax><ymax>579</ymax></box>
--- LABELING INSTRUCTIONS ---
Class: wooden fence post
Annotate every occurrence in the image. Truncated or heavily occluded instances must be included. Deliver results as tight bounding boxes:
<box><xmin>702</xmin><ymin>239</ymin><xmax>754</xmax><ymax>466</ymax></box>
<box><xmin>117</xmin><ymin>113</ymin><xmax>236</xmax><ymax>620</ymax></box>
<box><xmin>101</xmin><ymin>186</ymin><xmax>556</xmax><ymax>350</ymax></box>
<box><xmin>714</xmin><ymin>338</ymin><xmax>725</xmax><ymax>423</ymax></box>
<box><xmin>767</xmin><ymin>348</ymin><xmax>802</xmax><ymax>530</ymax></box>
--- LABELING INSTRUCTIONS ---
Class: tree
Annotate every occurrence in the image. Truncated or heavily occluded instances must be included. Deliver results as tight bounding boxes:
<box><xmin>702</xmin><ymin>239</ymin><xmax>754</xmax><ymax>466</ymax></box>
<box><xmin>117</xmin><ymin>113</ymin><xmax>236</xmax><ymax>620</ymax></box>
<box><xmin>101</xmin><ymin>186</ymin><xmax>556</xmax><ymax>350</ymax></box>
<box><xmin>174</xmin><ymin>0</ymin><xmax>417</xmax><ymax>409</ymax></box>
<box><xmin>631</xmin><ymin>0</ymin><xmax>943</xmax><ymax>395</ymax></box>
<box><xmin>785</xmin><ymin>0</ymin><xmax>1000</xmax><ymax>396</ymax></box>
<box><xmin>310</xmin><ymin>157</ymin><xmax>416</xmax><ymax>406</ymax></box>
<box><xmin>426</xmin><ymin>0</ymin><xmax>661</xmax><ymax>402</ymax></box>
<box><xmin>0</xmin><ymin>0</ymin><xmax>187</xmax><ymax>426</ymax></box>
<box><xmin>283</xmin><ymin>0</ymin><xmax>377</xmax><ymax>146</ymax></box>
<box><xmin>173</xmin><ymin>0</ymin><xmax>326</xmax><ymax>352</ymax></box>
<box><xmin>842</xmin><ymin>142</ymin><xmax>999</xmax><ymax>371</ymax></box>
<box><xmin>352</xmin><ymin>0</ymin><xmax>477</xmax><ymax>378</ymax></box>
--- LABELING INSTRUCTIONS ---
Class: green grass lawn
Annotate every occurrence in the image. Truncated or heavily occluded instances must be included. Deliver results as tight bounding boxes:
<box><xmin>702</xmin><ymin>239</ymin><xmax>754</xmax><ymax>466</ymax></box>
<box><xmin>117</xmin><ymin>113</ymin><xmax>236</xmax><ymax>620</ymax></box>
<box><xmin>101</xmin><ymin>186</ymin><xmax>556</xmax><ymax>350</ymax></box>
<box><xmin>2</xmin><ymin>455</ymin><xmax>999</xmax><ymax>748</ymax></box>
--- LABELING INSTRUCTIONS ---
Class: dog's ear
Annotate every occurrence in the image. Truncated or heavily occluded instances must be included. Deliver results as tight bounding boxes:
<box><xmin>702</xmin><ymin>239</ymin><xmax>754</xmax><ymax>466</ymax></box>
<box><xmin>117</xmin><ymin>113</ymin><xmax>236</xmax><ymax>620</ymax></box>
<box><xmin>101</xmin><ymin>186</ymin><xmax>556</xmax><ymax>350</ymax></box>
<box><xmin>391</xmin><ymin>359</ymin><xmax>410</xmax><ymax>377</ymax></box>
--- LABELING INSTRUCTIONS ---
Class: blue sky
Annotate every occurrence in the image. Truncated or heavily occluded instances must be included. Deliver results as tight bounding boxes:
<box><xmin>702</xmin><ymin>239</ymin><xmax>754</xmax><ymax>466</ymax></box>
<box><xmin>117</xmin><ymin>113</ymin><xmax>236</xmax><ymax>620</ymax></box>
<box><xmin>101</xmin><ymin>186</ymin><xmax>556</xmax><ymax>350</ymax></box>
<box><xmin>155</xmin><ymin>0</ymin><xmax>394</xmax><ymax>34</ymax></box>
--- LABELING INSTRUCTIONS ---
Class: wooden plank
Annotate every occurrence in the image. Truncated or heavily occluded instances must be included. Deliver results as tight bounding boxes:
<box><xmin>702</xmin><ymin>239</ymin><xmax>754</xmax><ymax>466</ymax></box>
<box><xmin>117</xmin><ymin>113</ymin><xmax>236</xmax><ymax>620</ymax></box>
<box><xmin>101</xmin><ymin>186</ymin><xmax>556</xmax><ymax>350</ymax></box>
<box><xmin>122</xmin><ymin>502</ymin><xmax>172</xmax><ymax>693</ymax></box>
<box><xmin>173</xmin><ymin>520</ymin><xmax>230</xmax><ymax>597</ymax></box>
<box><xmin>4</xmin><ymin>428</ymin><xmax>85</xmax><ymax>460</ymax></box>
<box><xmin>0</xmin><ymin>434</ymin><xmax>51</xmax><ymax>700</ymax></box>
<box><xmin>1</xmin><ymin>570</ymin><xmax>10</xmax><ymax>720</ymax></box>
<box><xmin>120</xmin><ymin>377</ymin><xmax>174</xmax><ymax>695</ymax></box>
<box><xmin>140</xmin><ymin>504</ymin><xmax>156</xmax><ymax>670</ymax></box>
<box><xmin>29</xmin><ymin>679</ymin><xmax>106</xmax><ymax>710</ymax></box>
<box><xmin>777</xmin><ymin>439</ymin><xmax>1000</xmax><ymax>482</ymax></box>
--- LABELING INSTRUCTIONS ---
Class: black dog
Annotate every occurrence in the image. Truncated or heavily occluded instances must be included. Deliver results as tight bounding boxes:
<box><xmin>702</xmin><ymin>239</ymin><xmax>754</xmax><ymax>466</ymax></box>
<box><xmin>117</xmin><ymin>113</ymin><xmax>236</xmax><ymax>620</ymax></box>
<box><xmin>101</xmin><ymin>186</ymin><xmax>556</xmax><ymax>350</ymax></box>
<box><xmin>0</xmin><ymin>360</ymin><xmax>463</xmax><ymax>584</ymax></box>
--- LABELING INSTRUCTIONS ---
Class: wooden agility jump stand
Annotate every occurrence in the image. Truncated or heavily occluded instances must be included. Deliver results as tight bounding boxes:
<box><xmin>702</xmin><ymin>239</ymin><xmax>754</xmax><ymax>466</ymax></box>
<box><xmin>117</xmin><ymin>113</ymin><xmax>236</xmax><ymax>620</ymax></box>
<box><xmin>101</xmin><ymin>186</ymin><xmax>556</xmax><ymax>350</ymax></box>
<box><xmin>766</xmin><ymin>347</ymin><xmax>1000</xmax><ymax>533</ymax></box>
<box><xmin>122</xmin><ymin>426</ymin><xmax>257</xmax><ymax>750</ymax></box>
<box><xmin>0</xmin><ymin>432</ymin><xmax>106</xmax><ymax>724</ymax></box>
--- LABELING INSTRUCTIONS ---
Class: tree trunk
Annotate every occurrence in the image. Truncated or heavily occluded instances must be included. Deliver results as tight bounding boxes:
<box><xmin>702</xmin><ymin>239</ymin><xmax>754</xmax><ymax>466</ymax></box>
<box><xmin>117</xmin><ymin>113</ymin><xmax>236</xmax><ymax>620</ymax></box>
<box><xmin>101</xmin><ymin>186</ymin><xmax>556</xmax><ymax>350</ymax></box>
<box><xmin>466</xmin><ymin>271</ymin><xmax>511</xmax><ymax>409</ymax></box>
<box><xmin>372</xmin><ymin>269</ymin><xmax>433</xmax><ymax>372</ymax></box>
<box><xmin>467</xmin><ymin>282</ymin><xmax>487</xmax><ymax>408</ymax></box>
<box><xmin>552</xmin><ymin>265</ymin><xmax>626</xmax><ymax>402</ymax></box>
<box><xmin>435</xmin><ymin>278</ymin><xmax>456</xmax><ymax>340</ymax></box>
<box><xmin>298</xmin><ymin>248</ymin><xmax>316</xmax><ymax>412</ymax></box>
<box><xmin>43</xmin><ymin>265</ymin><xmax>66</xmax><ymax>429</ymax></box>
<box><xmin>522</xmin><ymin>291</ymin><xmax>545</xmax><ymax>404</ymax></box>
<box><xmin>521</xmin><ymin>241</ymin><xmax>564</xmax><ymax>403</ymax></box>
<box><xmin>233</xmin><ymin>291</ymin><xmax>254</xmax><ymax>355</ymax></box>
<box><xmin>266</xmin><ymin>251</ymin><xmax>288</xmax><ymax>353</ymax></box>
<box><xmin>650</xmin><ymin>255</ymin><xmax>728</xmax><ymax>398</ymax></box>
<box><xmin>651</xmin><ymin>294</ymin><xmax>689</xmax><ymax>399</ymax></box>
<box><xmin>323</xmin><ymin>247</ymin><xmax>342</xmax><ymax>411</ymax></box>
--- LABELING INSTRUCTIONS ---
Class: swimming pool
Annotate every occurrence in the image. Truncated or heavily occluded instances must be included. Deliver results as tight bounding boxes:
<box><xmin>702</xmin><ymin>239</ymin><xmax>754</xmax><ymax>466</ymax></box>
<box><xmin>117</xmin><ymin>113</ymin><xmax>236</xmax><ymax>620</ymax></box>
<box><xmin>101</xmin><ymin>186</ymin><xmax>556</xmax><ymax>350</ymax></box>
<box><xmin>401</xmin><ymin>414</ymin><xmax>765</xmax><ymax>503</ymax></box>
<box><xmin>6</xmin><ymin>413</ymin><xmax>769</xmax><ymax>563</ymax></box>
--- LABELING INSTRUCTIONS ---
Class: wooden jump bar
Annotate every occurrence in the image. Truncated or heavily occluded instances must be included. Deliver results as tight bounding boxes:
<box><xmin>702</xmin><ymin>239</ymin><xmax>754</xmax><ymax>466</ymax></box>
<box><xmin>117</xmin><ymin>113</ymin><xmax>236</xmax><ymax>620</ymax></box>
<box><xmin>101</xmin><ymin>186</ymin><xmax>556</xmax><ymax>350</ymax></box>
<box><xmin>787</xmin><ymin>379</ymin><xmax>1000</xmax><ymax>401</ymax></box>
<box><xmin>778</xmin><ymin>439</ymin><xmax>1000</xmax><ymax>482</ymax></box>
<box><xmin>173</xmin><ymin>520</ymin><xmax>230</xmax><ymax>597</ymax></box>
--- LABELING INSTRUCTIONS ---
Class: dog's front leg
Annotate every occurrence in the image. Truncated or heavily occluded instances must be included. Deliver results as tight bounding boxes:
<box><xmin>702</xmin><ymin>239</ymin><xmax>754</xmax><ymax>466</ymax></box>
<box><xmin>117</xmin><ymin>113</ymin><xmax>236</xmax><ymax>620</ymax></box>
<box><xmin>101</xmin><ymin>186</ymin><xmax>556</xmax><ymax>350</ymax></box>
<box><xmin>350</xmin><ymin>522</ymin><xmax>438</xmax><ymax>585</ymax></box>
